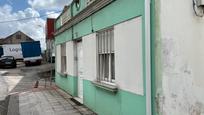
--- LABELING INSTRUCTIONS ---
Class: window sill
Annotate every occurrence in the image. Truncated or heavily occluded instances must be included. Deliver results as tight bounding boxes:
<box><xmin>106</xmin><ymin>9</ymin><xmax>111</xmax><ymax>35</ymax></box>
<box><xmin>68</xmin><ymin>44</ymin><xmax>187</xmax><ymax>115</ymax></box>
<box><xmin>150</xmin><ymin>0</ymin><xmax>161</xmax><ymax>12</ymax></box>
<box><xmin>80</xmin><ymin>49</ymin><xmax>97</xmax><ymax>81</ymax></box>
<box><xmin>59</xmin><ymin>72</ymin><xmax>68</xmax><ymax>77</ymax></box>
<box><xmin>92</xmin><ymin>81</ymin><xmax>118</xmax><ymax>93</ymax></box>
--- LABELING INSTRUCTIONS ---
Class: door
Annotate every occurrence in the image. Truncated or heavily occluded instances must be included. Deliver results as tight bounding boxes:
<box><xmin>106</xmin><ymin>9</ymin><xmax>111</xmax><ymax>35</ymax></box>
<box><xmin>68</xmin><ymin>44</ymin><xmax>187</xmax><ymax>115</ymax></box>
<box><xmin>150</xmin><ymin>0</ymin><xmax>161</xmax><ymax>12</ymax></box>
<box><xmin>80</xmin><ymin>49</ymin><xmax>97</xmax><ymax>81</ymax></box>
<box><xmin>76</xmin><ymin>41</ymin><xmax>83</xmax><ymax>99</ymax></box>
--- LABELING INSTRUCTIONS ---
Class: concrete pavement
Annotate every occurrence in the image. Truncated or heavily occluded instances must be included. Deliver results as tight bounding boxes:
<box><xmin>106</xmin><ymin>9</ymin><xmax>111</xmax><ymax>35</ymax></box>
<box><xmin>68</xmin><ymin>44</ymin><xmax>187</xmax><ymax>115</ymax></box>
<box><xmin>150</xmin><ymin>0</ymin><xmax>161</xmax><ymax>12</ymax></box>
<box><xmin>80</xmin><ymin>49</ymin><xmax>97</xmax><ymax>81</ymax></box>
<box><xmin>0</xmin><ymin>63</ymin><xmax>96</xmax><ymax>115</ymax></box>
<box><xmin>7</xmin><ymin>87</ymin><xmax>95</xmax><ymax>115</ymax></box>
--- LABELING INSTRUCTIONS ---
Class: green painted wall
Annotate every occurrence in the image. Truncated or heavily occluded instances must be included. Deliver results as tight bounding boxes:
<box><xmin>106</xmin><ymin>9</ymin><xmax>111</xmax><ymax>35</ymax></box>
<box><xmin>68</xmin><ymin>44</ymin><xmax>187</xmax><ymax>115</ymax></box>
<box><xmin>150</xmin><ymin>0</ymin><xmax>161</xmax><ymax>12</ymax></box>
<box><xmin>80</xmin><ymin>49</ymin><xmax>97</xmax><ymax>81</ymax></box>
<box><xmin>73</xmin><ymin>0</ymin><xmax>144</xmax><ymax>39</ymax></box>
<box><xmin>73</xmin><ymin>16</ymin><xmax>93</xmax><ymax>39</ymax></box>
<box><xmin>55</xmin><ymin>6</ymin><xmax>72</xmax><ymax>29</ymax></box>
<box><xmin>55</xmin><ymin>0</ymin><xmax>145</xmax><ymax>43</ymax></box>
<box><xmin>55</xmin><ymin>73</ymin><xmax>78</xmax><ymax>96</ymax></box>
<box><xmin>55</xmin><ymin>18</ymin><xmax>61</xmax><ymax>30</ymax></box>
<box><xmin>55</xmin><ymin>29</ymin><xmax>72</xmax><ymax>45</ymax></box>
<box><xmin>54</xmin><ymin>0</ymin><xmax>148</xmax><ymax>114</ymax></box>
<box><xmin>83</xmin><ymin>80</ymin><xmax>146</xmax><ymax>115</ymax></box>
<box><xmin>83</xmin><ymin>80</ymin><xmax>96</xmax><ymax>111</ymax></box>
<box><xmin>72</xmin><ymin>0</ymin><xmax>87</xmax><ymax>17</ymax></box>
<box><xmin>92</xmin><ymin>0</ymin><xmax>144</xmax><ymax>32</ymax></box>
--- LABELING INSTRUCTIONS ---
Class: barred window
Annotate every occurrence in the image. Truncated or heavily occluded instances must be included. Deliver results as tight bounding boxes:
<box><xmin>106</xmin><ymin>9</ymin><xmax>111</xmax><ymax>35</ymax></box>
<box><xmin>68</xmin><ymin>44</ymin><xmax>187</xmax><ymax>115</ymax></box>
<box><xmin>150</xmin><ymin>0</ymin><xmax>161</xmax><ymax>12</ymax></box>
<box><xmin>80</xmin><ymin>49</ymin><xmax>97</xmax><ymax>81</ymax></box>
<box><xmin>97</xmin><ymin>28</ymin><xmax>115</xmax><ymax>83</ymax></box>
<box><xmin>61</xmin><ymin>43</ymin><xmax>67</xmax><ymax>74</ymax></box>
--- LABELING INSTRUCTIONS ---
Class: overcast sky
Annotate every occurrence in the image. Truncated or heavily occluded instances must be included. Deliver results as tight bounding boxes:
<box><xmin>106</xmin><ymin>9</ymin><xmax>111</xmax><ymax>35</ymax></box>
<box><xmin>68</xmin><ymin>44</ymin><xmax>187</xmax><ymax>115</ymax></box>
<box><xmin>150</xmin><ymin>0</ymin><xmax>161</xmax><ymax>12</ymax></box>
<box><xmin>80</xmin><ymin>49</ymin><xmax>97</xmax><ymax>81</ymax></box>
<box><xmin>0</xmin><ymin>0</ymin><xmax>72</xmax><ymax>50</ymax></box>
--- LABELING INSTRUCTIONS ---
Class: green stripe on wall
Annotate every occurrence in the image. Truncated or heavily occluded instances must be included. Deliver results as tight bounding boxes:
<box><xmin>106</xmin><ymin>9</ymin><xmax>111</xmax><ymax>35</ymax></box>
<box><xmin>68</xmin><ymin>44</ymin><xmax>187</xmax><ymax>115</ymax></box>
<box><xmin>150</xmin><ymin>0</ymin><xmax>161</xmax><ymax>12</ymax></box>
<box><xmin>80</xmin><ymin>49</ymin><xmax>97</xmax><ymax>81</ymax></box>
<box><xmin>55</xmin><ymin>0</ymin><xmax>145</xmax><ymax>42</ymax></box>
<box><xmin>92</xmin><ymin>0</ymin><xmax>144</xmax><ymax>32</ymax></box>
<box><xmin>83</xmin><ymin>79</ymin><xmax>96</xmax><ymax>111</ymax></box>
<box><xmin>55</xmin><ymin>29</ymin><xmax>72</xmax><ymax>45</ymax></box>
<box><xmin>73</xmin><ymin>16</ymin><xmax>93</xmax><ymax>39</ymax></box>
<box><xmin>55</xmin><ymin>73</ymin><xmax>78</xmax><ymax>96</ymax></box>
<box><xmin>83</xmin><ymin>80</ymin><xmax>146</xmax><ymax>115</ymax></box>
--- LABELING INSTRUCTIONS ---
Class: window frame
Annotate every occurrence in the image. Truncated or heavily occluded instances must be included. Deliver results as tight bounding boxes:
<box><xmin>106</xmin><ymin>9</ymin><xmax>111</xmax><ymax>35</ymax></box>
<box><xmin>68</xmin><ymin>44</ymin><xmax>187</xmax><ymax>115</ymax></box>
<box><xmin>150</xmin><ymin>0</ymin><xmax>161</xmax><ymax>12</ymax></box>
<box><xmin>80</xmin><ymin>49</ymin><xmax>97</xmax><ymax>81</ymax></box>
<box><xmin>96</xmin><ymin>27</ymin><xmax>115</xmax><ymax>83</ymax></box>
<box><xmin>61</xmin><ymin>43</ymin><xmax>67</xmax><ymax>74</ymax></box>
<box><xmin>16</xmin><ymin>34</ymin><xmax>21</xmax><ymax>39</ymax></box>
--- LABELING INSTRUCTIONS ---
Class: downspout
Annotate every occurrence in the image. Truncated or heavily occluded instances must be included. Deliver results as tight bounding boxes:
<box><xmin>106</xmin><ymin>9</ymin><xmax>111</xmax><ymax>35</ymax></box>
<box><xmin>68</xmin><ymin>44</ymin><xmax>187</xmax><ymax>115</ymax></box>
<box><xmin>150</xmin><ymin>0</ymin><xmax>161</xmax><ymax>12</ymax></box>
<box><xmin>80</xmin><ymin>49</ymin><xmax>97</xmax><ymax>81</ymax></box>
<box><xmin>145</xmin><ymin>0</ymin><xmax>152</xmax><ymax>114</ymax></box>
<box><xmin>71</xmin><ymin>2</ymin><xmax>74</xmax><ymax>40</ymax></box>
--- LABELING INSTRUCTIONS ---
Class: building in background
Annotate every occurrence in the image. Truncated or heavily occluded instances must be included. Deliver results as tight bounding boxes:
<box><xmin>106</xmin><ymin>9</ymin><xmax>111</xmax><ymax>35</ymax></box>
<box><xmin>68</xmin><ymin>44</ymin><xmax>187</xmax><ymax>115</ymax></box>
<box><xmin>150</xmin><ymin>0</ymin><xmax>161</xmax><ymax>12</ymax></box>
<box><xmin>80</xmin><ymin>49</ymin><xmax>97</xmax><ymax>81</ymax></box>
<box><xmin>0</xmin><ymin>31</ymin><xmax>35</xmax><ymax>58</ymax></box>
<box><xmin>0</xmin><ymin>31</ymin><xmax>34</xmax><ymax>45</ymax></box>
<box><xmin>45</xmin><ymin>18</ymin><xmax>55</xmax><ymax>62</ymax></box>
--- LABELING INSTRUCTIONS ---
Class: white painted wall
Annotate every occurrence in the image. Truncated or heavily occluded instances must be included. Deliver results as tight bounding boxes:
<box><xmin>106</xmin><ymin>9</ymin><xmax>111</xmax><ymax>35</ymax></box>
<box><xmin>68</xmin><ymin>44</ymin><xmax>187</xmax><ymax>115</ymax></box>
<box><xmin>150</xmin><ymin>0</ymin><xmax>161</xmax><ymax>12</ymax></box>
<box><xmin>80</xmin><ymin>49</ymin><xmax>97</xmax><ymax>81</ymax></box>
<box><xmin>115</xmin><ymin>17</ymin><xmax>144</xmax><ymax>95</ymax></box>
<box><xmin>66</xmin><ymin>41</ymin><xmax>75</xmax><ymax>76</ymax></box>
<box><xmin>56</xmin><ymin>45</ymin><xmax>61</xmax><ymax>73</ymax></box>
<box><xmin>82</xmin><ymin>33</ymin><xmax>97</xmax><ymax>81</ymax></box>
<box><xmin>156</xmin><ymin>0</ymin><xmax>204</xmax><ymax>114</ymax></box>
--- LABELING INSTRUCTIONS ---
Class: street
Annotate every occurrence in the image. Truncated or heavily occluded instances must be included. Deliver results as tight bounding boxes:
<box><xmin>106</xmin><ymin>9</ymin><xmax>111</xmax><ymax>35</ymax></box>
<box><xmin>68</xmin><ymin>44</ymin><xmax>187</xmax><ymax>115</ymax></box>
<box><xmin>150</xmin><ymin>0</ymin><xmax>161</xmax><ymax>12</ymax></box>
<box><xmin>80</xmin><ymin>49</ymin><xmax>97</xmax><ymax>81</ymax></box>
<box><xmin>0</xmin><ymin>63</ymin><xmax>95</xmax><ymax>115</ymax></box>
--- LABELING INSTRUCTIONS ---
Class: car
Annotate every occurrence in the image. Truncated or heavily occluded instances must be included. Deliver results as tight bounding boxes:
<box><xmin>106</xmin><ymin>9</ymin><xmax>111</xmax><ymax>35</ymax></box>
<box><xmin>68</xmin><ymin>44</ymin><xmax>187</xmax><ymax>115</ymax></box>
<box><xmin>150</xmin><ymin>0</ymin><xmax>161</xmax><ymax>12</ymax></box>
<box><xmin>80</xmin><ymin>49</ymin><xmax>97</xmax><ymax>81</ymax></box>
<box><xmin>24</xmin><ymin>59</ymin><xmax>41</xmax><ymax>66</ymax></box>
<box><xmin>0</xmin><ymin>56</ymin><xmax>17</xmax><ymax>68</ymax></box>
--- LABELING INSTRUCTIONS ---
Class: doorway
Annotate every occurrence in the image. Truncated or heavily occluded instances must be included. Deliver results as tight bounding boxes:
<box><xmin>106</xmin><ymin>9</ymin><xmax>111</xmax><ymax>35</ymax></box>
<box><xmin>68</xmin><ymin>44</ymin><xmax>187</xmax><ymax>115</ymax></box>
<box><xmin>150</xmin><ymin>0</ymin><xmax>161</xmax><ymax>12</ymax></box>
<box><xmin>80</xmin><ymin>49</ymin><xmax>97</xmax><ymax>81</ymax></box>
<box><xmin>75</xmin><ymin>40</ymin><xmax>83</xmax><ymax>100</ymax></box>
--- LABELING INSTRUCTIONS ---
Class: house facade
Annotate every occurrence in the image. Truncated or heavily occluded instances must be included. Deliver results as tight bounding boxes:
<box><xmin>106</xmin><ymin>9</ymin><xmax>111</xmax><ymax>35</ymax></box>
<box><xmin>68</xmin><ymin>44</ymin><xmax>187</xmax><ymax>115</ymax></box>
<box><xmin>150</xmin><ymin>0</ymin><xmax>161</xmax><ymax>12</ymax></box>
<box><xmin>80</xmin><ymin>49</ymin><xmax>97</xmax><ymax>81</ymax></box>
<box><xmin>54</xmin><ymin>0</ymin><xmax>151</xmax><ymax>115</ymax></box>
<box><xmin>54</xmin><ymin>0</ymin><xmax>204</xmax><ymax>115</ymax></box>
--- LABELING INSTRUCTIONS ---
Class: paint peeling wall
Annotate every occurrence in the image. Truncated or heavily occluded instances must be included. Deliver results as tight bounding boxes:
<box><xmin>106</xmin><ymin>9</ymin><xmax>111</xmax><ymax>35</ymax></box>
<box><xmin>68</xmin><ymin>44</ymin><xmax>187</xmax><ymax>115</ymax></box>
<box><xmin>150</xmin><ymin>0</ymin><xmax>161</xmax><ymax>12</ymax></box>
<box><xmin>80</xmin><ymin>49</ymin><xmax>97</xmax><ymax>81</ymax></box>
<box><xmin>155</xmin><ymin>0</ymin><xmax>204</xmax><ymax>114</ymax></box>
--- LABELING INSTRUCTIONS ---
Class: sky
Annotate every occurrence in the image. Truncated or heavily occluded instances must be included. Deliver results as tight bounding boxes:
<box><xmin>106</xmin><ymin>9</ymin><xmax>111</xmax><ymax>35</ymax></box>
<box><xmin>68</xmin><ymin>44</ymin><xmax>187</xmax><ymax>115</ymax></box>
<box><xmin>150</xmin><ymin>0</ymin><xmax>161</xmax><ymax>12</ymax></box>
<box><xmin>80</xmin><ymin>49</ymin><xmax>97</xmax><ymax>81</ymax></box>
<box><xmin>0</xmin><ymin>0</ymin><xmax>72</xmax><ymax>50</ymax></box>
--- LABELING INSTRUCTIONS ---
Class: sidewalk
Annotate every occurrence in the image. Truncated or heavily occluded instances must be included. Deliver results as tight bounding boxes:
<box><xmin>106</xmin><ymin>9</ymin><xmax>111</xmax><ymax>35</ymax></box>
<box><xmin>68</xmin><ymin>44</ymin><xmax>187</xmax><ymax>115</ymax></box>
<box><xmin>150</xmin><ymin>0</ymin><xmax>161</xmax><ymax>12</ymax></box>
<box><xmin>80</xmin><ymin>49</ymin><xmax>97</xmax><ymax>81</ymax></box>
<box><xmin>0</xmin><ymin>63</ymin><xmax>96</xmax><ymax>115</ymax></box>
<box><xmin>8</xmin><ymin>86</ymin><xmax>96</xmax><ymax>115</ymax></box>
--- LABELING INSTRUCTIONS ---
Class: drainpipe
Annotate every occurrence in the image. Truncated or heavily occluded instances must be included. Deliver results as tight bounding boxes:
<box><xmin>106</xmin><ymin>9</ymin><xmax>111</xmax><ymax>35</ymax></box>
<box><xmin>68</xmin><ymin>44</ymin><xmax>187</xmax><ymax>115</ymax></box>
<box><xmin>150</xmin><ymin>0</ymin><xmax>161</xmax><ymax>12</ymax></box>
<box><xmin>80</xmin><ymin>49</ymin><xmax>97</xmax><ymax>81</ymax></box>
<box><xmin>145</xmin><ymin>0</ymin><xmax>152</xmax><ymax>114</ymax></box>
<box><xmin>71</xmin><ymin>2</ymin><xmax>74</xmax><ymax>40</ymax></box>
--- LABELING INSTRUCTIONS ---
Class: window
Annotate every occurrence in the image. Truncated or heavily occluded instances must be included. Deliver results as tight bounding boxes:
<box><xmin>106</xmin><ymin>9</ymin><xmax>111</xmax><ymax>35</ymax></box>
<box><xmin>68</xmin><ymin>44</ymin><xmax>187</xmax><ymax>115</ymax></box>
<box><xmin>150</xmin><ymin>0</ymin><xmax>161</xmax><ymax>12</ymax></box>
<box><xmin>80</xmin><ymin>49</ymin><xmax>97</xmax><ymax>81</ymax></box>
<box><xmin>16</xmin><ymin>34</ymin><xmax>21</xmax><ymax>39</ymax></box>
<box><xmin>97</xmin><ymin>28</ymin><xmax>115</xmax><ymax>83</ymax></box>
<box><xmin>61</xmin><ymin>9</ymin><xmax>71</xmax><ymax>25</ymax></box>
<box><xmin>61</xmin><ymin>43</ymin><xmax>67</xmax><ymax>74</ymax></box>
<box><xmin>56</xmin><ymin>45</ymin><xmax>61</xmax><ymax>73</ymax></box>
<box><xmin>75</xmin><ymin>0</ymin><xmax>80</xmax><ymax>10</ymax></box>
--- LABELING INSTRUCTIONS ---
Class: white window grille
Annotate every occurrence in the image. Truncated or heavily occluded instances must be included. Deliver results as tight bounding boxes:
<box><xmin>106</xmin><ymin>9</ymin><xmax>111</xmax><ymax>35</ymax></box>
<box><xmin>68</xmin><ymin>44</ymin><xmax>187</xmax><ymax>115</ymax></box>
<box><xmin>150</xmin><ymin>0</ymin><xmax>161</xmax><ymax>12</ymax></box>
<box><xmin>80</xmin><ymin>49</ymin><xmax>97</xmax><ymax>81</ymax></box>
<box><xmin>86</xmin><ymin>0</ymin><xmax>95</xmax><ymax>6</ymax></box>
<box><xmin>97</xmin><ymin>27</ymin><xmax>115</xmax><ymax>83</ymax></box>
<box><xmin>61</xmin><ymin>43</ymin><xmax>67</xmax><ymax>74</ymax></box>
